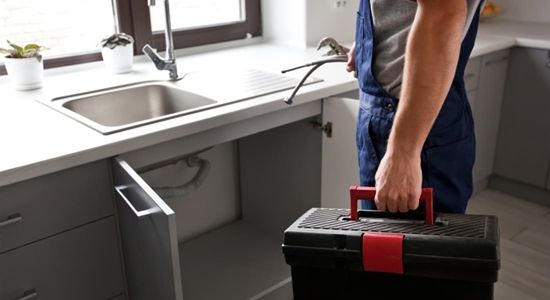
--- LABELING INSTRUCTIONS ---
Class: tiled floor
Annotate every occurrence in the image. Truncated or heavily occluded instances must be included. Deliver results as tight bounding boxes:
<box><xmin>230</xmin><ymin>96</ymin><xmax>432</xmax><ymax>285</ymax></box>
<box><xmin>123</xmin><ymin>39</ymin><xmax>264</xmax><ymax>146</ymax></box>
<box><xmin>467</xmin><ymin>189</ymin><xmax>550</xmax><ymax>300</ymax></box>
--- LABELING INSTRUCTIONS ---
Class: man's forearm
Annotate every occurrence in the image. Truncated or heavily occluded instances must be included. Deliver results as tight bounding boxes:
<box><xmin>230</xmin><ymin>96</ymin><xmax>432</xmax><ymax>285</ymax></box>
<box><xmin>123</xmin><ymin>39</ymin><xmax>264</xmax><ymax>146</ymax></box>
<box><xmin>388</xmin><ymin>0</ymin><xmax>467</xmax><ymax>157</ymax></box>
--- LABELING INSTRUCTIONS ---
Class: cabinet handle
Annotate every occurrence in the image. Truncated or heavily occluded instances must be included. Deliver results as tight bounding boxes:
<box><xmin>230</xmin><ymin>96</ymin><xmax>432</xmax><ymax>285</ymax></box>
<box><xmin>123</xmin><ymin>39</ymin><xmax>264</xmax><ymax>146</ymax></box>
<box><xmin>0</xmin><ymin>213</ymin><xmax>22</xmax><ymax>228</ymax></box>
<box><xmin>115</xmin><ymin>185</ymin><xmax>159</xmax><ymax>218</ymax></box>
<box><xmin>485</xmin><ymin>56</ymin><xmax>509</xmax><ymax>66</ymax></box>
<box><xmin>546</xmin><ymin>50</ymin><xmax>550</xmax><ymax>68</ymax></box>
<box><xmin>14</xmin><ymin>289</ymin><xmax>38</xmax><ymax>300</ymax></box>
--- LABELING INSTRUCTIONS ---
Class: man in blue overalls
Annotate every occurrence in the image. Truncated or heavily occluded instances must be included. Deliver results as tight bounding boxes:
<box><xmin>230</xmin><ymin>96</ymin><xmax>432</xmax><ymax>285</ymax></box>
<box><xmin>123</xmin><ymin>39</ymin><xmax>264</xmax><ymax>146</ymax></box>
<box><xmin>347</xmin><ymin>0</ymin><xmax>483</xmax><ymax>213</ymax></box>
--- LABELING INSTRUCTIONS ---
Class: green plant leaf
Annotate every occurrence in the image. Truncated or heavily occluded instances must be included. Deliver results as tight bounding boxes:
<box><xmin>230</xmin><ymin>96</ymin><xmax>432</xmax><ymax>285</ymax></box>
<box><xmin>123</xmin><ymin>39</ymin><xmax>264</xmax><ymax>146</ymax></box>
<box><xmin>3</xmin><ymin>41</ymin><xmax>46</xmax><ymax>58</ymax></box>
<box><xmin>7</xmin><ymin>40</ymin><xmax>23</xmax><ymax>55</ymax></box>
<box><xmin>99</xmin><ymin>32</ymin><xmax>134</xmax><ymax>49</ymax></box>
<box><xmin>24</xmin><ymin>44</ymin><xmax>40</xmax><ymax>51</ymax></box>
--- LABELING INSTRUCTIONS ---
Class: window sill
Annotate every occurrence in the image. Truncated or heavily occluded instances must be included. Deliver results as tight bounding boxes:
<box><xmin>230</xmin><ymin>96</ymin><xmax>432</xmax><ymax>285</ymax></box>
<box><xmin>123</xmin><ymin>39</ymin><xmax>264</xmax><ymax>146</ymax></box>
<box><xmin>0</xmin><ymin>36</ymin><xmax>263</xmax><ymax>81</ymax></box>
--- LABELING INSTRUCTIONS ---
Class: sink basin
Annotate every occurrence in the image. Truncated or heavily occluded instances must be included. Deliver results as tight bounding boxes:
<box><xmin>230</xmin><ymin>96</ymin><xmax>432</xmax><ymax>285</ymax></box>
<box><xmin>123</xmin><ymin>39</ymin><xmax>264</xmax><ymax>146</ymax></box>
<box><xmin>39</xmin><ymin>69</ymin><xmax>323</xmax><ymax>135</ymax></box>
<box><xmin>43</xmin><ymin>81</ymin><xmax>218</xmax><ymax>134</ymax></box>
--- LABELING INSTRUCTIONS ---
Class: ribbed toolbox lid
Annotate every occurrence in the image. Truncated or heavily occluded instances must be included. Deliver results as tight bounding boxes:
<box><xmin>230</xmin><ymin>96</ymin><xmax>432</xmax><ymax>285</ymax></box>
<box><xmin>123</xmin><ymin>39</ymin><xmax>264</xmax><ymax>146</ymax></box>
<box><xmin>283</xmin><ymin>208</ymin><xmax>500</xmax><ymax>283</ymax></box>
<box><xmin>299</xmin><ymin>208</ymin><xmax>488</xmax><ymax>238</ymax></box>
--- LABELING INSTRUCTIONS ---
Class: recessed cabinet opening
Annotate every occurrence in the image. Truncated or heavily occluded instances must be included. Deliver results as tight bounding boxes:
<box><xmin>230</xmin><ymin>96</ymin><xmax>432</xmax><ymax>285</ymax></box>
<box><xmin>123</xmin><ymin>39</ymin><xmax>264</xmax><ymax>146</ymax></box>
<box><xmin>113</xmin><ymin>119</ymin><xmax>321</xmax><ymax>300</ymax></box>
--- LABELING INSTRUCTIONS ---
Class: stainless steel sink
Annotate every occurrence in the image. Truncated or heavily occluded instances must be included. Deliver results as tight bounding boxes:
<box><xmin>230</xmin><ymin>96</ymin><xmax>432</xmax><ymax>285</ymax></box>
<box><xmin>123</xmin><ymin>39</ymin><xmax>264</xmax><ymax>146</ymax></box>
<box><xmin>39</xmin><ymin>69</ymin><xmax>323</xmax><ymax>135</ymax></box>
<box><xmin>42</xmin><ymin>81</ymin><xmax>218</xmax><ymax>134</ymax></box>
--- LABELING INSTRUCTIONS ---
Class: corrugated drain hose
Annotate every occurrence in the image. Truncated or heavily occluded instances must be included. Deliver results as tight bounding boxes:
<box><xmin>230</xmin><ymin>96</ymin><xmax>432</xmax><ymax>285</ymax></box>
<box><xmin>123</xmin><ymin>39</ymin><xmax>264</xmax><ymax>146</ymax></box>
<box><xmin>153</xmin><ymin>155</ymin><xmax>211</xmax><ymax>199</ymax></box>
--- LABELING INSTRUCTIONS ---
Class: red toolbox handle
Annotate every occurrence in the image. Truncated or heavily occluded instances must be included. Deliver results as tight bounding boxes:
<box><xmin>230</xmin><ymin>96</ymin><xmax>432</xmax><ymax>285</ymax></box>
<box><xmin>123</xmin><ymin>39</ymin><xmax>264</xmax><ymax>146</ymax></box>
<box><xmin>349</xmin><ymin>186</ymin><xmax>434</xmax><ymax>225</ymax></box>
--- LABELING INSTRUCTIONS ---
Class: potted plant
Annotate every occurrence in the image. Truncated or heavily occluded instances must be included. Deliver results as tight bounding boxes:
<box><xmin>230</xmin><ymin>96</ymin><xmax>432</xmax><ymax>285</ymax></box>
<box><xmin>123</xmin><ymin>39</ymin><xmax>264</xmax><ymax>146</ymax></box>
<box><xmin>99</xmin><ymin>33</ymin><xmax>134</xmax><ymax>74</ymax></box>
<box><xmin>0</xmin><ymin>41</ymin><xmax>47</xmax><ymax>91</ymax></box>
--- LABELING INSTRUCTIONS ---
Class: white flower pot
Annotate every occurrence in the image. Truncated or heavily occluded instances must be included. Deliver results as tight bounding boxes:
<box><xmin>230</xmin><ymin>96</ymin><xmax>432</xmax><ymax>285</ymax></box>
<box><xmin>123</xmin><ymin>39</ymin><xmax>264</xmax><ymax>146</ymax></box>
<box><xmin>4</xmin><ymin>56</ymin><xmax>44</xmax><ymax>91</ymax></box>
<box><xmin>101</xmin><ymin>43</ymin><xmax>134</xmax><ymax>74</ymax></box>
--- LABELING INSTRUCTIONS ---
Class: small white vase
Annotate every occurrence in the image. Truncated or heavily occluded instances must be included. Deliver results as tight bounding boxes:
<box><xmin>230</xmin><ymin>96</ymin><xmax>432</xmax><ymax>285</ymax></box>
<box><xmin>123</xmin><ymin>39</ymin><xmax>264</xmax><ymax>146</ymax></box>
<box><xmin>101</xmin><ymin>42</ymin><xmax>134</xmax><ymax>74</ymax></box>
<box><xmin>4</xmin><ymin>56</ymin><xmax>44</xmax><ymax>91</ymax></box>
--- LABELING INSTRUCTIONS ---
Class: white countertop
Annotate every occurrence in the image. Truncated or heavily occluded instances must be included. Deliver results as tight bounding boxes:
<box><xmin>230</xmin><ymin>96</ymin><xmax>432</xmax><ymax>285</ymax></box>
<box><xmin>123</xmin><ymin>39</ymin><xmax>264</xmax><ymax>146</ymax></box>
<box><xmin>0</xmin><ymin>43</ymin><xmax>358</xmax><ymax>187</ymax></box>
<box><xmin>479</xmin><ymin>19</ymin><xmax>550</xmax><ymax>50</ymax></box>
<box><xmin>0</xmin><ymin>19</ymin><xmax>548</xmax><ymax>188</ymax></box>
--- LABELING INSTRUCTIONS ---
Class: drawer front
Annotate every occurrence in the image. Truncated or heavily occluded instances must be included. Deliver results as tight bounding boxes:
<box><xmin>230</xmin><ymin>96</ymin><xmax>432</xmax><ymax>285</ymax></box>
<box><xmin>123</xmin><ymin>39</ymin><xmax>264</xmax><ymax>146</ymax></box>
<box><xmin>464</xmin><ymin>56</ymin><xmax>481</xmax><ymax>92</ymax></box>
<box><xmin>0</xmin><ymin>217</ymin><xmax>123</xmax><ymax>300</ymax></box>
<box><xmin>0</xmin><ymin>160</ymin><xmax>113</xmax><ymax>253</ymax></box>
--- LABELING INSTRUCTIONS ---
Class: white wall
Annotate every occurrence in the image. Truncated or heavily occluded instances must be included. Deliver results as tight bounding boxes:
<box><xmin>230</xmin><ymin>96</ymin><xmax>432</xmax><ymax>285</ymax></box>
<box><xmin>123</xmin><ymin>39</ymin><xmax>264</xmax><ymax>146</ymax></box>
<box><xmin>305</xmin><ymin>0</ymin><xmax>358</xmax><ymax>46</ymax></box>
<box><xmin>261</xmin><ymin>0</ymin><xmax>358</xmax><ymax>47</ymax></box>
<box><xmin>496</xmin><ymin>0</ymin><xmax>550</xmax><ymax>23</ymax></box>
<box><xmin>261</xmin><ymin>0</ymin><xmax>307</xmax><ymax>47</ymax></box>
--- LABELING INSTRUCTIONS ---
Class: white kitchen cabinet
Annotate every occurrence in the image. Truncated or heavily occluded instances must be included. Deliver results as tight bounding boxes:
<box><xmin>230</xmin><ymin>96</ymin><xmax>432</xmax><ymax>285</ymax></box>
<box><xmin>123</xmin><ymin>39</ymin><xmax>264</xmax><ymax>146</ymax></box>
<box><xmin>473</xmin><ymin>49</ymin><xmax>510</xmax><ymax>183</ymax></box>
<box><xmin>112</xmin><ymin>158</ymin><xmax>183</xmax><ymax>300</ymax></box>
<box><xmin>113</xmin><ymin>155</ymin><xmax>294</xmax><ymax>300</ymax></box>
<box><xmin>0</xmin><ymin>217</ymin><xmax>123</xmax><ymax>300</ymax></box>
<box><xmin>108</xmin><ymin>100</ymin><xmax>324</xmax><ymax>300</ymax></box>
<box><xmin>321</xmin><ymin>97</ymin><xmax>360</xmax><ymax>208</ymax></box>
<box><xmin>467</xmin><ymin>89</ymin><xmax>478</xmax><ymax>127</ymax></box>
<box><xmin>494</xmin><ymin>48</ymin><xmax>550</xmax><ymax>189</ymax></box>
<box><xmin>0</xmin><ymin>161</ymin><xmax>114</xmax><ymax>253</ymax></box>
<box><xmin>0</xmin><ymin>161</ymin><xmax>124</xmax><ymax>300</ymax></box>
<box><xmin>465</xmin><ymin>57</ymin><xmax>481</xmax><ymax>117</ymax></box>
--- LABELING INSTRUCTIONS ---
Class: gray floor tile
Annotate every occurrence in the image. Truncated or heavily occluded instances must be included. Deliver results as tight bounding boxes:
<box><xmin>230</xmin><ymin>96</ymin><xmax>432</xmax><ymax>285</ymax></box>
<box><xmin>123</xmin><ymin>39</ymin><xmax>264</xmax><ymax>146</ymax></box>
<box><xmin>513</xmin><ymin>228</ymin><xmax>550</xmax><ymax>257</ymax></box>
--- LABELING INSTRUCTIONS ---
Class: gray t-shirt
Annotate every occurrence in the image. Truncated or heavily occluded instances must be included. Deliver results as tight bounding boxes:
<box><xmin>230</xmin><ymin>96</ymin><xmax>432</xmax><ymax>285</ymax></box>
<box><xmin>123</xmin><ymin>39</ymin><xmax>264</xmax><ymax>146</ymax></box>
<box><xmin>370</xmin><ymin>0</ymin><xmax>483</xmax><ymax>98</ymax></box>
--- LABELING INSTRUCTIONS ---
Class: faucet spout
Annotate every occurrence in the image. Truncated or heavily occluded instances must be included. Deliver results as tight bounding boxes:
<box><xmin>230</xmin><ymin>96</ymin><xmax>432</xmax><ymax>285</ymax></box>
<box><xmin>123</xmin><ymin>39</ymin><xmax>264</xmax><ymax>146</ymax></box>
<box><xmin>143</xmin><ymin>0</ymin><xmax>178</xmax><ymax>80</ymax></box>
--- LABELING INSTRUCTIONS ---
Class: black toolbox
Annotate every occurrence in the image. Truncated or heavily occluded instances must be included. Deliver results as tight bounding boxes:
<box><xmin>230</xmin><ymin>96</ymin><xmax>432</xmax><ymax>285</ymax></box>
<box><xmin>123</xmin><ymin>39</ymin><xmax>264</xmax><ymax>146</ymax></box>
<box><xmin>282</xmin><ymin>186</ymin><xmax>500</xmax><ymax>299</ymax></box>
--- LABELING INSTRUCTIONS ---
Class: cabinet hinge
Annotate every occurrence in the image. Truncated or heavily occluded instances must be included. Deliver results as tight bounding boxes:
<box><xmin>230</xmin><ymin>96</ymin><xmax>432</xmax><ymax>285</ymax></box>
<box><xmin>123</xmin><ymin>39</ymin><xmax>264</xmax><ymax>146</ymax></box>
<box><xmin>310</xmin><ymin>121</ymin><xmax>333</xmax><ymax>138</ymax></box>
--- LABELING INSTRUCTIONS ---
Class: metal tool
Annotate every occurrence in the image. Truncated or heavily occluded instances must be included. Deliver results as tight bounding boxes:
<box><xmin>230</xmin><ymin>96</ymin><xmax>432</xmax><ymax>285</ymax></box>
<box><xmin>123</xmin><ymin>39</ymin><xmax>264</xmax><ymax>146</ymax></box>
<box><xmin>317</xmin><ymin>37</ymin><xmax>350</xmax><ymax>56</ymax></box>
<box><xmin>282</xmin><ymin>37</ymin><xmax>350</xmax><ymax>104</ymax></box>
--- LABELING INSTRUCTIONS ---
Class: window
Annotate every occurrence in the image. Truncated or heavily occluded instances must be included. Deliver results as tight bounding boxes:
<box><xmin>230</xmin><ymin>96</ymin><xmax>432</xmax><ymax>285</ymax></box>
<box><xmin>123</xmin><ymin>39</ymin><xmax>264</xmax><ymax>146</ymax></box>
<box><xmin>0</xmin><ymin>0</ymin><xmax>115</xmax><ymax>57</ymax></box>
<box><xmin>130</xmin><ymin>0</ymin><xmax>261</xmax><ymax>51</ymax></box>
<box><xmin>150</xmin><ymin>0</ymin><xmax>244</xmax><ymax>32</ymax></box>
<box><xmin>0</xmin><ymin>0</ymin><xmax>261</xmax><ymax>75</ymax></box>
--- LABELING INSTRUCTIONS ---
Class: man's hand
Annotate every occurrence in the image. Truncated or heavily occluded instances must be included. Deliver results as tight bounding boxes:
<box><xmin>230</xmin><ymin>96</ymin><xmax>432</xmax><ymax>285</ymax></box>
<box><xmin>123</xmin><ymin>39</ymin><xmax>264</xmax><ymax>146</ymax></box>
<box><xmin>346</xmin><ymin>43</ymin><xmax>357</xmax><ymax>78</ymax></box>
<box><xmin>374</xmin><ymin>150</ymin><xmax>422</xmax><ymax>212</ymax></box>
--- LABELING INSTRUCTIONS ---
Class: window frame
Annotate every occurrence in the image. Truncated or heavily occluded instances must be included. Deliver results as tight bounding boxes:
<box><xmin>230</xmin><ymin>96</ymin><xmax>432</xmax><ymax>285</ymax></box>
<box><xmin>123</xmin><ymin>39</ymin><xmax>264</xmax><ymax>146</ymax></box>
<box><xmin>0</xmin><ymin>0</ymin><xmax>261</xmax><ymax>75</ymax></box>
<box><xmin>132</xmin><ymin>0</ymin><xmax>262</xmax><ymax>51</ymax></box>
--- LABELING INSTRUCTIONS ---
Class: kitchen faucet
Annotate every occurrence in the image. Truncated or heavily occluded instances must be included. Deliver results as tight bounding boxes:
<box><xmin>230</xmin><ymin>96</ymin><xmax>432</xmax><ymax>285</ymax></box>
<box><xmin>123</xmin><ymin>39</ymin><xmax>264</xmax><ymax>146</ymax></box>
<box><xmin>142</xmin><ymin>0</ymin><xmax>178</xmax><ymax>80</ymax></box>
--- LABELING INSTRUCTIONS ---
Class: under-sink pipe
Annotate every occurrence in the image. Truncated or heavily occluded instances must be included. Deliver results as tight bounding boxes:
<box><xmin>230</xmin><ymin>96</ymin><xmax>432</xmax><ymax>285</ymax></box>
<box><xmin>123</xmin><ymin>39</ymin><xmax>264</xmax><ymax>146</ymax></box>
<box><xmin>152</xmin><ymin>154</ymin><xmax>211</xmax><ymax>199</ymax></box>
<box><xmin>282</xmin><ymin>37</ymin><xmax>349</xmax><ymax>105</ymax></box>
<box><xmin>282</xmin><ymin>55</ymin><xmax>347</xmax><ymax>104</ymax></box>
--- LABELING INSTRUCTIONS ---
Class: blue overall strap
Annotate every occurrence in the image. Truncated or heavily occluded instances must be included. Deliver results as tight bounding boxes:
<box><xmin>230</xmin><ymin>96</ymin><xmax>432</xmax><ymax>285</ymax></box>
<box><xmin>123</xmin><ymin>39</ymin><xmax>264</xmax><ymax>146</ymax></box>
<box><xmin>355</xmin><ymin>0</ymin><xmax>391</xmax><ymax>98</ymax></box>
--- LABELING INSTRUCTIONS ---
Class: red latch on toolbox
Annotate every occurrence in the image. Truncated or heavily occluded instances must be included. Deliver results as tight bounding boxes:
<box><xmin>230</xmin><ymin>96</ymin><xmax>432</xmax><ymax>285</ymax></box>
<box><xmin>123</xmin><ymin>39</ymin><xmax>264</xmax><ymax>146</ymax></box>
<box><xmin>362</xmin><ymin>233</ymin><xmax>404</xmax><ymax>274</ymax></box>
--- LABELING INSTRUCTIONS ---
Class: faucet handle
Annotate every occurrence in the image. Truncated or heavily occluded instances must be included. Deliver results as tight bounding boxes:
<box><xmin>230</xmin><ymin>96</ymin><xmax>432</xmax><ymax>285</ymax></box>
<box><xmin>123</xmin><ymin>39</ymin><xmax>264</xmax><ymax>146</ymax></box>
<box><xmin>142</xmin><ymin>44</ymin><xmax>163</xmax><ymax>65</ymax></box>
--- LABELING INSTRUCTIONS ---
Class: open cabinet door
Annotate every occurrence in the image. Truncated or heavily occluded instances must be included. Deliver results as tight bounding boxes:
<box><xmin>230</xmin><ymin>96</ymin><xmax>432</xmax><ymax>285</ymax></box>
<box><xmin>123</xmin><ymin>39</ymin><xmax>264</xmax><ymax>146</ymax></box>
<box><xmin>321</xmin><ymin>97</ymin><xmax>360</xmax><ymax>208</ymax></box>
<box><xmin>112</xmin><ymin>158</ymin><xmax>183</xmax><ymax>300</ymax></box>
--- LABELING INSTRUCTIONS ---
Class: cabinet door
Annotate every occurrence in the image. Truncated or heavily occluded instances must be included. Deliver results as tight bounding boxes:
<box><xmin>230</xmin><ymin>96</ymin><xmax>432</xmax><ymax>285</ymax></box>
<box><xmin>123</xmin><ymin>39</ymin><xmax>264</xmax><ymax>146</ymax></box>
<box><xmin>494</xmin><ymin>48</ymin><xmax>550</xmax><ymax>188</ymax></box>
<box><xmin>473</xmin><ymin>49</ymin><xmax>510</xmax><ymax>182</ymax></box>
<box><xmin>467</xmin><ymin>89</ymin><xmax>478</xmax><ymax>122</ymax></box>
<box><xmin>112</xmin><ymin>158</ymin><xmax>183</xmax><ymax>300</ymax></box>
<box><xmin>321</xmin><ymin>97</ymin><xmax>360</xmax><ymax>208</ymax></box>
<box><xmin>0</xmin><ymin>161</ymin><xmax>113</xmax><ymax>253</ymax></box>
<box><xmin>0</xmin><ymin>217</ymin><xmax>123</xmax><ymax>300</ymax></box>
<box><xmin>464</xmin><ymin>56</ymin><xmax>481</xmax><ymax>92</ymax></box>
